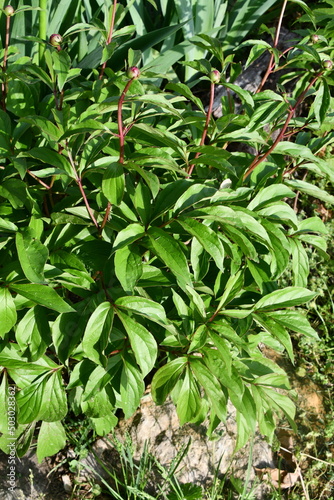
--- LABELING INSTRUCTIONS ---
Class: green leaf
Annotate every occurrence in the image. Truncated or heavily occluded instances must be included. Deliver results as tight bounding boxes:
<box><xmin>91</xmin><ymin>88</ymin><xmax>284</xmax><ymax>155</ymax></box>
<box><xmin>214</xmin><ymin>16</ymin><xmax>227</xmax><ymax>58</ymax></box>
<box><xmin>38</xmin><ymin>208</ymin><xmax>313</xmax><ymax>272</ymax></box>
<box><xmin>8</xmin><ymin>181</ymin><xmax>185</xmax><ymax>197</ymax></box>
<box><xmin>0</xmin><ymin>375</ymin><xmax>9</xmax><ymax>434</ymax></box>
<box><xmin>152</xmin><ymin>180</ymin><xmax>191</xmax><ymax>219</ymax></box>
<box><xmin>102</xmin><ymin>162</ymin><xmax>125</xmax><ymax>206</ymax></box>
<box><xmin>297</xmin><ymin>216</ymin><xmax>328</xmax><ymax>235</ymax></box>
<box><xmin>52</xmin><ymin>50</ymin><xmax>71</xmax><ymax>91</ymax></box>
<box><xmin>203</xmin><ymin>347</ymin><xmax>244</xmax><ymax>401</ymax></box>
<box><xmin>285</xmin><ymin>179</ymin><xmax>334</xmax><ymax>205</ymax></box>
<box><xmin>37</xmin><ymin>371</ymin><xmax>67</xmax><ymax>422</ymax></box>
<box><xmin>254</xmin><ymin>313</ymin><xmax>294</xmax><ymax>363</ymax></box>
<box><xmin>254</xmin><ymin>287</ymin><xmax>316</xmax><ymax>311</ymax></box>
<box><xmin>151</xmin><ymin>358</ymin><xmax>187</xmax><ymax>405</ymax></box>
<box><xmin>0</xmin><ymin>288</ymin><xmax>17</xmax><ymax>337</ymax></box>
<box><xmin>82</xmin><ymin>302</ymin><xmax>113</xmax><ymax>366</ymax></box>
<box><xmin>147</xmin><ymin>226</ymin><xmax>192</xmax><ymax>290</ymax></box>
<box><xmin>10</xmin><ymin>284</ymin><xmax>75</xmax><ymax>313</ymax></box>
<box><xmin>20</xmin><ymin>116</ymin><xmax>61</xmax><ymax>142</ymax></box>
<box><xmin>81</xmin><ymin>386</ymin><xmax>115</xmax><ymax>418</ymax></box>
<box><xmin>16</xmin><ymin>306</ymin><xmax>51</xmax><ymax>361</ymax></box>
<box><xmin>36</xmin><ymin>421</ymin><xmax>66</xmax><ymax>463</ymax></box>
<box><xmin>16</xmin><ymin>229</ymin><xmax>48</xmax><ymax>283</ymax></box>
<box><xmin>220</xmin><ymin>82</ymin><xmax>254</xmax><ymax>107</ymax></box>
<box><xmin>215</xmin><ymin>270</ymin><xmax>244</xmax><ymax>311</ymax></box>
<box><xmin>190</xmin><ymin>358</ymin><xmax>227</xmax><ymax>422</ymax></box>
<box><xmin>115</xmin><ymin>296</ymin><xmax>168</xmax><ymax>325</ymax></box>
<box><xmin>290</xmin><ymin>239</ymin><xmax>309</xmax><ymax>287</ymax></box>
<box><xmin>173</xmin><ymin>184</ymin><xmax>216</xmax><ymax>214</ymax></box>
<box><xmin>90</xmin><ymin>413</ymin><xmax>118</xmax><ymax>436</ymax></box>
<box><xmin>117</xmin><ymin>310</ymin><xmax>157</xmax><ymax>377</ymax></box>
<box><xmin>176</xmin><ymin>367</ymin><xmax>202</xmax><ymax>425</ymax></box>
<box><xmin>261</xmin><ymin>387</ymin><xmax>296</xmax><ymax>430</ymax></box>
<box><xmin>235</xmin><ymin>412</ymin><xmax>252</xmax><ymax>452</ymax></box>
<box><xmin>211</xmin><ymin>322</ymin><xmax>247</xmax><ymax>349</ymax></box>
<box><xmin>247</xmin><ymin>259</ymin><xmax>271</xmax><ymax>293</ymax></box>
<box><xmin>52</xmin><ymin>311</ymin><xmax>86</xmax><ymax>364</ymax></box>
<box><xmin>247</xmin><ymin>184</ymin><xmax>295</xmax><ymax>211</ymax></box>
<box><xmin>0</xmin><ymin>217</ymin><xmax>18</xmax><ymax>232</ymax></box>
<box><xmin>165</xmin><ymin>83</ymin><xmax>205</xmax><ymax>113</ymax></box>
<box><xmin>257</xmin><ymin>203</ymin><xmax>298</xmax><ymax>228</ymax></box>
<box><xmin>16</xmin><ymin>376</ymin><xmax>47</xmax><ymax>424</ymax></box>
<box><xmin>178</xmin><ymin>218</ymin><xmax>224</xmax><ymax>271</ymax></box>
<box><xmin>134</xmin><ymin>180</ymin><xmax>152</xmax><ymax>226</ymax></box>
<box><xmin>314</xmin><ymin>79</ymin><xmax>331</xmax><ymax>126</ymax></box>
<box><xmin>267</xmin><ymin>310</ymin><xmax>319</xmax><ymax>341</ymax></box>
<box><xmin>112</xmin><ymin>223</ymin><xmax>146</xmax><ymax>252</ymax></box>
<box><xmin>208</xmin><ymin>331</ymin><xmax>232</xmax><ymax>375</ymax></box>
<box><xmin>25</xmin><ymin>147</ymin><xmax>72</xmax><ymax>176</ymax></box>
<box><xmin>120</xmin><ymin>355</ymin><xmax>144</xmax><ymax>419</ymax></box>
<box><xmin>186</xmin><ymin>286</ymin><xmax>206</xmax><ymax>319</ymax></box>
<box><xmin>188</xmin><ymin>324</ymin><xmax>208</xmax><ymax>353</ymax></box>
<box><xmin>114</xmin><ymin>244</ymin><xmax>143</xmax><ymax>294</ymax></box>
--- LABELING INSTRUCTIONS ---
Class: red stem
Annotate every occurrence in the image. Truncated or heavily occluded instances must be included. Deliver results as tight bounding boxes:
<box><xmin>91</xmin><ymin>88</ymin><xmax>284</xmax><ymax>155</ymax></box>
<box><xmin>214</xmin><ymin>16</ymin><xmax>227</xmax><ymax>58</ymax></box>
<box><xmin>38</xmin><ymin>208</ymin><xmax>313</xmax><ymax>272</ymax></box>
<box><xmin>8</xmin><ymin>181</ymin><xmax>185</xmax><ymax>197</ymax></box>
<box><xmin>99</xmin><ymin>0</ymin><xmax>118</xmax><ymax>80</ymax></box>
<box><xmin>1</xmin><ymin>15</ymin><xmax>11</xmax><ymax>111</ymax></box>
<box><xmin>256</xmin><ymin>0</ymin><xmax>288</xmax><ymax>93</ymax></box>
<box><xmin>118</xmin><ymin>78</ymin><xmax>135</xmax><ymax>164</ymax></box>
<box><xmin>243</xmin><ymin>71</ymin><xmax>323</xmax><ymax>180</ymax></box>
<box><xmin>187</xmin><ymin>81</ymin><xmax>215</xmax><ymax>178</ymax></box>
<box><xmin>99</xmin><ymin>77</ymin><xmax>135</xmax><ymax>234</ymax></box>
<box><xmin>27</xmin><ymin>170</ymin><xmax>51</xmax><ymax>190</ymax></box>
<box><xmin>67</xmin><ymin>149</ymin><xmax>99</xmax><ymax>229</ymax></box>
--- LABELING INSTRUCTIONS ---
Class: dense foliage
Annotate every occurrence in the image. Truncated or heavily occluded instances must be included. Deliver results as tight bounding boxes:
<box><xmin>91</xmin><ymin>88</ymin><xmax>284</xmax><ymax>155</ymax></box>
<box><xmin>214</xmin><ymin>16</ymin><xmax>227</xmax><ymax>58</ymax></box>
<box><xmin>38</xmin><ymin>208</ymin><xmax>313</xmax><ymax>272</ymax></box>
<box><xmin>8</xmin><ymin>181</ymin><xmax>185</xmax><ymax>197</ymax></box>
<box><xmin>0</xmin><ymin>0</ymin><xmax>333</xmax><ymax>464</ymax></box>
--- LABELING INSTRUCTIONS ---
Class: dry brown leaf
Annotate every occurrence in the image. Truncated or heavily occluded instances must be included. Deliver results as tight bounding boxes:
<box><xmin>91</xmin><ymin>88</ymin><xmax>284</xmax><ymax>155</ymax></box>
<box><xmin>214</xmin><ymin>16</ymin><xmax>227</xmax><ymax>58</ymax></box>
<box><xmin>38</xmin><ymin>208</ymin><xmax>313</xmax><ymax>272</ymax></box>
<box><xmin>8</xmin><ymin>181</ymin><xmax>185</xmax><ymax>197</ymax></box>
<box><xmin>254</xmin><ymin>467</ymin><xmax>300</xmax><ymax>489</ymax></box>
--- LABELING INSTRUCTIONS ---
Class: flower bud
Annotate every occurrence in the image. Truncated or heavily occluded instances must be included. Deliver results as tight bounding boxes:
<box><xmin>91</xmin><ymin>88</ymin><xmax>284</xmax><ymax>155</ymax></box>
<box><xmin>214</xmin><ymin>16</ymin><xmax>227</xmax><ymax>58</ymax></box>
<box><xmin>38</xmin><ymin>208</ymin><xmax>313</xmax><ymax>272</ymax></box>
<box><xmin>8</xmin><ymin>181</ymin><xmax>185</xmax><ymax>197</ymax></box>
<box><xmin>210</xmin><ymin>69</ymin><xmax>221</xmax><ymax>84</ymax></box>
<box><xmin>126</xmin><ymin>66</ymin><xmax>140</xmax><ymax>79</ymax></box>
<box><xmin>323</xmin><ymin>59</ymin><xmax>333</xmax><ymax>70</ymax></box>
<box><xmin>311</xmin><ymin>34</ymin><xmax>319</xmax><ymax>44</ymax></box>
<box><xmin>4</xmin><ymin>5</ymin><xmax>15</xmax><ymax>16</ymax></box>
<box><xmin>49</xmin><ymin>34</ymin><xmax>63</xmax><ymax>47</ymax></box>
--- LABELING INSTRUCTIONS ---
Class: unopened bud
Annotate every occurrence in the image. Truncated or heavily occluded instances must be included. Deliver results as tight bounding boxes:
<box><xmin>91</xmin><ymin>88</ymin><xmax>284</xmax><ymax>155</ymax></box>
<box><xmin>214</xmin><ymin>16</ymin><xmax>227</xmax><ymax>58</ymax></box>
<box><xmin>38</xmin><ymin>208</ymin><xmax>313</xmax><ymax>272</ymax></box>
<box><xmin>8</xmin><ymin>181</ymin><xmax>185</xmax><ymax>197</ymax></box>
<box><xmin>311</xmin><ymin>34</ymin><xmax>319</xmax><ymax>44</ymax></box>
<box><xmin>4</xmin><ymin>5</ymin><xmax>15</xmax><ymax>16</ymax></box>
<box><xmin>49</xmin><ymin>34</ymin><xmax>63</xmax><ymax>47</ymax></box>
<box><xmin>323</xmin><ymin>59</ymin><xmax>333</xmax><ymax>70</ymax></box>
<box><xmin>126</xmin><ymin>66</ymin><xmax>140</xmax><ymax>79</ymax></box>
<box><xmin>210</xmin><ymin>69</ymin><xmax>221</xmax><ymax>84</ymax></box>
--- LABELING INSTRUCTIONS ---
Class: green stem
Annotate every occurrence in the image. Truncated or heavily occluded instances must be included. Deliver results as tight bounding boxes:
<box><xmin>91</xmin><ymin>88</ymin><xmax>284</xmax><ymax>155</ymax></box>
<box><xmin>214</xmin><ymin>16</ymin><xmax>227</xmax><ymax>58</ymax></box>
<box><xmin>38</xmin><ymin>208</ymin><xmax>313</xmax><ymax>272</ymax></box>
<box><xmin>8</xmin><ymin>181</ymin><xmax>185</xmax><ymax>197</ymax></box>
<box><xmin>187</xmin><ymin>81</ymin><xmax>215</xmax><ymax>178</ymax></box>
<box><xmin>243</xmin><ymin>71</ymin><xmax>323</xmax><ymax>180</ymax></box>
<box><xmin>39</xmin><ymin>0</ymin><xmax>48</xmax><ymax>67</ymax></box>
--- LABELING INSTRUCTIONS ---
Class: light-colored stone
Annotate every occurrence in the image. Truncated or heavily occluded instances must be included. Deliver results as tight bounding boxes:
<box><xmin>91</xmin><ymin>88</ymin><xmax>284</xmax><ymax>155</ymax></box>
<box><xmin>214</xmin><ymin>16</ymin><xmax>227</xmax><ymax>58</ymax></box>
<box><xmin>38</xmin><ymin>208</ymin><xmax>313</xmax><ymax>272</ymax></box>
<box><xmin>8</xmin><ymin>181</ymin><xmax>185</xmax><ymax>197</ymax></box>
<box><xmin>62</xmin><ymin>474</ymin><xmax>72</xmax><ymax>493</ymax></box>
<box><xmin>80</xmin><ymin>394</ymin><xmax>275</xmax><ymax>499</ymax></box>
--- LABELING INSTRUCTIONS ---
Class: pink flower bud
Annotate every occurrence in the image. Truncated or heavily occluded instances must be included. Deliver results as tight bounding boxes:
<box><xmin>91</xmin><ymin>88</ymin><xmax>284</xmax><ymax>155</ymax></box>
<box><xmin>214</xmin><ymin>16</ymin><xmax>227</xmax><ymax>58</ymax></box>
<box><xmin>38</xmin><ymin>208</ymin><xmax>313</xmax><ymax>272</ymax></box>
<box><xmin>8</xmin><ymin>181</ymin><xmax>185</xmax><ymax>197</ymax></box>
<box><xmin>49</xmin><ymin>34</ymin><xmax>63</xmax><ymax>47</ymax></box>
<box><xmin>126</xmin><ymin>66</ymin><xmax>141</xmax><ymax>79</ymax></box>
<box><xmin>323</xmin><ymin>59</ymin><xmax>333</xmax><ymax>70</ymax></box>
<box><xmin>4</xmin><ymin>5</ymin><xmax>15</xmax><ymax>16</ymax></box>
<box><xmin>210</xmin><ymin>70</ymin><xmax>221</xmax><ymax>84</ymax></box>
<box><xmin>311</xmin><ymin>34</ymin><xmax>319</xmax><ymax>44</ymax></box>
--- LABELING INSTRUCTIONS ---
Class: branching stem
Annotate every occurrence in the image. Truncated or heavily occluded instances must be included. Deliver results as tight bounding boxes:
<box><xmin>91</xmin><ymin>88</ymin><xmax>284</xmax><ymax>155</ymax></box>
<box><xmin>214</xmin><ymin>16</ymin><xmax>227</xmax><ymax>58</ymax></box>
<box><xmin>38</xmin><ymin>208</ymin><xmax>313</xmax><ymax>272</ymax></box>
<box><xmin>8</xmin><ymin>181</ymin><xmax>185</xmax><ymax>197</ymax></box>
<box><xmin>243</xmin><ymin>71</ymin><xmax>323</xmax><ymax>180</ymax></box>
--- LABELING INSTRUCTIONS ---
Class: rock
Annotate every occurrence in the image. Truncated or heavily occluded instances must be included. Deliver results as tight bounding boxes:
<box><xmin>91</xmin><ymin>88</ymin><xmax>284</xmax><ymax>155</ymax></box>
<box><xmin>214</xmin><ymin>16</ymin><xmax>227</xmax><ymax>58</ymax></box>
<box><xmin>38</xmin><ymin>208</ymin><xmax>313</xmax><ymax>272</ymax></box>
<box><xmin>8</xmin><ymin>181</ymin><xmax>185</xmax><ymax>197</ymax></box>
<box><xmin>80</xmin><ymin>393</ymin><xmax>275</xmax><ymax>499</ymax></box>
<box><xmin>213</xmin><ymin>27</ymin><xmax>298</xmax><ymax>117</ymax></box>
<box><xmin>62</xmin><ymin>474</ymin><xmax>72</xmax><ymax>493</ymax></box>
